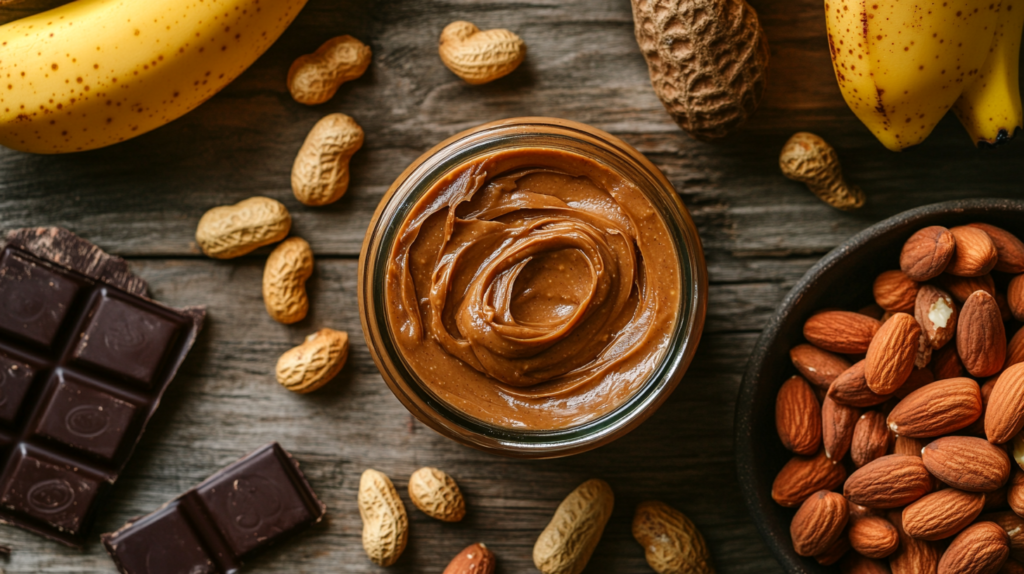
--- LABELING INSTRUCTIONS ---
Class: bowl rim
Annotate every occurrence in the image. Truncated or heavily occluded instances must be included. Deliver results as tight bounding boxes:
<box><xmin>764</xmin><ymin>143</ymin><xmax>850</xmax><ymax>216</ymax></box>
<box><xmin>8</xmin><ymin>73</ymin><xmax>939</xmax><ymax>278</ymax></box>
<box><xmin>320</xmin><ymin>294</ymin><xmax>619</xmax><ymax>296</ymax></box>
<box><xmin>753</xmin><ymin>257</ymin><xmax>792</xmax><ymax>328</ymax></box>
<box><xmin>735</xmin><ymin>197</ymin><xmax>1024</xmax><ymax>573</ymax></box>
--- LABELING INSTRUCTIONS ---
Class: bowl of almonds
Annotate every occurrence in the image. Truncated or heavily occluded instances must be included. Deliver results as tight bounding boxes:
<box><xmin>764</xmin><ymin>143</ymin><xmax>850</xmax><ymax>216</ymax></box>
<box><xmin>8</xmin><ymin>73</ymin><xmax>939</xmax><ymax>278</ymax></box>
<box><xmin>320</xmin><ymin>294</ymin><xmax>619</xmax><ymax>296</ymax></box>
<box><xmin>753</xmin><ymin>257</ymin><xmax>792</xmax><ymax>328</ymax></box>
<box><xmin>736</xmin><ymin>198</ymin><xmax>1024</xmax><ymax>573</ymax></box>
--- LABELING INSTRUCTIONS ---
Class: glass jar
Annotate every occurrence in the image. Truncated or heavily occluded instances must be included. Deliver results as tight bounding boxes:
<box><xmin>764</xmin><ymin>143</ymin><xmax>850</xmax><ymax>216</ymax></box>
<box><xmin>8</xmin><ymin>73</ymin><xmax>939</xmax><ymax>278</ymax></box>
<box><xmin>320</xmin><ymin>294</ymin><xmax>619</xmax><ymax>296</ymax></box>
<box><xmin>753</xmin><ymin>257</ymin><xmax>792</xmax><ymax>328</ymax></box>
<box><xmin>358</xmin><ymin>117</ymin><xmax>707</xmax><ymax>458</ymax></box>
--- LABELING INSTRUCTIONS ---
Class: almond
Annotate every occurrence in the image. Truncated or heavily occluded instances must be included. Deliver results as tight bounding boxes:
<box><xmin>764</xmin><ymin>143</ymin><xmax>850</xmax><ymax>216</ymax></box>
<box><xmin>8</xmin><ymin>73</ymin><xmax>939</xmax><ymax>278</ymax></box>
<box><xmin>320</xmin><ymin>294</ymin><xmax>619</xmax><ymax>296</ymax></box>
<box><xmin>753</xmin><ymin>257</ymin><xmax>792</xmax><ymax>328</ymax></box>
<box><xmin>874</xmin><ymin>270</ymin><xmax>920</xmax><ymax>313</ymax></box>
<box><xmin>938</xmin><ymin>272</ymin><xmax>997</xmax><ymax>303</ymax></box>
<box><xmin>817</xmin><ymin>535</ymin><xmax>851</xmax><ymax>566</ymax></box>
<box><xmin>915</xmin><ymin>285</ymin><xmax>958</xmax><ymax>350</ymax></box>
<box><xmin>947</xmin><ymin>225</ymin><xmax>1000</xmax><ymax>277</ymax></box>
<box><xmin>901</xmin><ymin>488</ymin><xmax>985</xmax><ymax>541</ymax></box>
<box><xmin>776</xmin><ymin>375</ymin><xmax>822</xmax><ymax>456</ymax></box>
<box><xmin>772</xmin><ymin>450</ymin><xmax>848</xmax><ymax>508</ymax></box>
<box><xmin>849</xmin><ymin>516</ymin><xmax>900</xmax><ymax>559</ymax></box>
<box><xmin>893</xmin><ymin>367</ymin><xmax>935</xmax><ymax>400</ymax></box>
<box><xmin>937</xmin><ymin>521</ymin><xmax>1009</xmax><ymax>574</ymax></box>
<box><xmin>790</xmin><ymin>344</ymin><xmax>852</xmax><ymax>389</ymax></box>
<box><xmin>840</xmin><ymin>553</ymin><xmax>892</xmax><ymax>574</ymax></box>
<box><xmin>1007</xmin><ymin>326</ymin><xmax>1024</xmax><ymax>369</ymax></box>
<box><xmin>901</xmin><ymin>226</ymin><xmax>956</xmax><ymax>281</ymax></box>
<box><xmin>987</xmin><ymin>364</ymin><xmax>1024</xmax><ymax>444</ymax></box>
<box><xmin>790</xmin><ymin>490</ymin><xmax>849</xmax><ymax>556</ymax></box>
<box><xmin>823</xmin><ymin>396</ymin><xmax>860</xmax><ymax>462</ymax></box>
<box><xmin>804</xmin><ymin>311</ymin><xmax>883</xmax><ymax>355</ymax></box>
<box><xmin>844</xmin><ymin>454</ymin><xmax>933</xmax><ymax>508</ymax></box>
<box><xmin>866</xmin><ymin>313</ymin><xmax>921</xmax><ymax>395</ymax></box>
<box><xmin>958</xmin><ymin>290</ymin><xmax>1007</xmax><ymax>378</ymax></box>
<box><xmin>444</xmin><ymin>543</ymin><xmax>496</xmax><ymax>574</ymax></box>
<box><xmin>1008</xmin><ymin>275</ymin><xmax>1024</xmax><ymax>323</ymax></box>
<box><xmin>887</xmin><ymin>509</ymin><xmax>940</xmax><ymax>574</ymax></box>
<box><xmin>893</xmin><ymin>436</ymin><xmax>928</xmax><ymax>458</ymax></box>
<box><xmin>922</xmin><ymin>436</ymin><xmax>1011</xmax><ymax>493</ymax></box>
<box><xmin>887</xmin><ymin>377</ymin><xmax>982</xmax><ymax>438</ymax></box>
<box><xmin>932</xmin><ymin>344</ymin><xmax>965</xmax><ymax>380</ymax></box>
<box><xmin>852</xmin><ymin>411</ymin><xmax>892</xmax><ymax>468</ymax></box>
<box><xmin>967</xmin><ymin>223</ymin><xmax>1024</xmax><ymax>274</ymax></box>
<box><xmin>829</xmin><ymin>361</ymin><xmax>894</xmax><ymax>407</ymax></box>
<box><xmin>1008</xmin><ymin>469</ymin><xmax>1024</xmax><ymax>516</ymax></box>
<box><xmin>982</xmin><ymin>511</ymin><xmax>1024</xmax><ymax>552</ymax></box>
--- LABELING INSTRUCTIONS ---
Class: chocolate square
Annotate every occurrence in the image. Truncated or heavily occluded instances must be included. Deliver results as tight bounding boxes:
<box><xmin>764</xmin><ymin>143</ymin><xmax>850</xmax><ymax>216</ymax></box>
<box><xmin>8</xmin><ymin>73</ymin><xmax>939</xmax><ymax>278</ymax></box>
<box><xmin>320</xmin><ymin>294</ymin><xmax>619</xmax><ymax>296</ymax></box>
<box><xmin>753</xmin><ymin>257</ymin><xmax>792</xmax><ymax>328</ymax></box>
<box><xmin>33</xmin><ymin>376</ymin><xmax>137</xmax><ymax>461</ymax></box>
<box><xmin>0</xmin><ymin>354</ymin><xmax>34</xmax><ymax>424</ymax></box>
<box><xmin>106</xmin><ymin>504</ymin><xmax>216</xmax><ymax>574</ymax></box>
<box><xmin>0</xmin><ymin>451</ymin><xmax>102</xmax><ymax>535</ymax></box>
<box><xmin>0</xmin><ymin>251</ymin><xmax>79</xmax><ymax>347</ymax></box>
<box><xmin>196</xmin><ymin>446</ymin><xmax>318</xmax><ymax>558</ymax></box>
<box><xmin>72</xmin><ymin>295</ymin><xmax>179</xmax><ymax>385</ymax></box>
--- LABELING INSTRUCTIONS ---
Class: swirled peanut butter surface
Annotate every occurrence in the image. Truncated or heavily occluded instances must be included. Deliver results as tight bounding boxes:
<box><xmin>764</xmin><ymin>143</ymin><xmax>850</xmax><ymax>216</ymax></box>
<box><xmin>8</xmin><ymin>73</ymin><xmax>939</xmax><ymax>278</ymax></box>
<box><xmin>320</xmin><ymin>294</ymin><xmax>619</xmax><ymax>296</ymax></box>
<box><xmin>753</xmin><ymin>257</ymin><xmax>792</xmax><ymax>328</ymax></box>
<box><xmin>385</xmin><ymin>148</ymin><xmax>681</xmax><ymax>429</ymax></box>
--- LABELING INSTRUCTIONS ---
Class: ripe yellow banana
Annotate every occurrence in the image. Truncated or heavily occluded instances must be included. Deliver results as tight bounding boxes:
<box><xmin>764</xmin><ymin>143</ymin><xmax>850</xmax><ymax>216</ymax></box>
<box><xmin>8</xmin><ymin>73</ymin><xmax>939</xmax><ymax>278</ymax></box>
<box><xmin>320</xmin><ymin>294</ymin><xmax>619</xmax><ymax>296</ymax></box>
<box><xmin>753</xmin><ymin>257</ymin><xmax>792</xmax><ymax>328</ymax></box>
<box><xmin>825</xmin><ymin>0</ymin><xmax>1000</xmax><ymax>151</ymax></box>
<box><xmin>0</xmin><ymin>0</ymin><xmax>307</xmax><ymax>154</ymax></box>
<box><xmin>952</xmin><ymin>0</ymin><xmax>1024</xmax><ymax>147</ymax></box>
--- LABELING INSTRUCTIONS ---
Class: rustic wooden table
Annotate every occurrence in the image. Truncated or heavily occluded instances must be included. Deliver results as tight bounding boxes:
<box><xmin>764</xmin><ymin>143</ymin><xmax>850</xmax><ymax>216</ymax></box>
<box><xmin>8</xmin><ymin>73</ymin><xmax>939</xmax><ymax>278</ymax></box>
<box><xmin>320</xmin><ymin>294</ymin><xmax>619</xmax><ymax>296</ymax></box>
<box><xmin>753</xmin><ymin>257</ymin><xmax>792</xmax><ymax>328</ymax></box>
<box><xmin>2</xmin><ymin>0</ymin><xmax>1023</xmax><ymax>572</ymax></box>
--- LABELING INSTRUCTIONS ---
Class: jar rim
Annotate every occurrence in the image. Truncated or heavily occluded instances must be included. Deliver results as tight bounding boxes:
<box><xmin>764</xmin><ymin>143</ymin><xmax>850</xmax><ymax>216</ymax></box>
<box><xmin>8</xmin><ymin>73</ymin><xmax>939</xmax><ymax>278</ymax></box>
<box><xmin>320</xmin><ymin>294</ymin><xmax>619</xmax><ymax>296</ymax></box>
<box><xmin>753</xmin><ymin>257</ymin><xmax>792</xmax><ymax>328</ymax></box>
<box><xmin>358</xmin><ymin>117</ymin><xmax>708</xmax><ymax>458</ymax></box>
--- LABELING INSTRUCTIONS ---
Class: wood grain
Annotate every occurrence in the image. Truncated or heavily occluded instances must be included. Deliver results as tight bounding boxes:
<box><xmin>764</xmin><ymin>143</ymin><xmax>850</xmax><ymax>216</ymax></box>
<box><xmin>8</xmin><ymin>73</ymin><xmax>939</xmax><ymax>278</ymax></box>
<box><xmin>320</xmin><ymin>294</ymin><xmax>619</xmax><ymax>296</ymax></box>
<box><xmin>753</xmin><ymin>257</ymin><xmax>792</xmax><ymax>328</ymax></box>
<box><xmin>0</xmin><ymin>0</ymin><xmax>1021</xmax><ymax>571</ymax></box>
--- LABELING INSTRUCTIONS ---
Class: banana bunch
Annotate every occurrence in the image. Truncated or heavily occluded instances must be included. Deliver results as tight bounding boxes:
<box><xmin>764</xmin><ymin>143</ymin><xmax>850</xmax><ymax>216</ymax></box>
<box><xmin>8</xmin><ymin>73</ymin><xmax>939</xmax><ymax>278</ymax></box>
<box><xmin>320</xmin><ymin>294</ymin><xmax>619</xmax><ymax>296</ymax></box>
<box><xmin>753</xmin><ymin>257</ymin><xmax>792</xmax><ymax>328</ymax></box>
<box><xmin>826</xmin><ymin>0</ymin><xmax>1024</xmax><ymax>150</ymax></box>
<box><xmin>0</xmin><ymin>0</ymin><xmax>307</xmax><ymax>154</ymax></box>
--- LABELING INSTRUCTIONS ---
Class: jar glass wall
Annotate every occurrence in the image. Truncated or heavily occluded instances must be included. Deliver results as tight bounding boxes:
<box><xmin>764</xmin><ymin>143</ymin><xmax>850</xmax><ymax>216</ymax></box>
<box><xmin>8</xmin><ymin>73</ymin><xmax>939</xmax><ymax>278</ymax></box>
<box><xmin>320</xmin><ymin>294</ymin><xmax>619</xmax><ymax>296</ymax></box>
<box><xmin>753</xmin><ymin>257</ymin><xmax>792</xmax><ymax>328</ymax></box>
<box><xmin>358</xmin><ymin>117</ymin><xmax>707</xmax><ymax>458</ymax></box>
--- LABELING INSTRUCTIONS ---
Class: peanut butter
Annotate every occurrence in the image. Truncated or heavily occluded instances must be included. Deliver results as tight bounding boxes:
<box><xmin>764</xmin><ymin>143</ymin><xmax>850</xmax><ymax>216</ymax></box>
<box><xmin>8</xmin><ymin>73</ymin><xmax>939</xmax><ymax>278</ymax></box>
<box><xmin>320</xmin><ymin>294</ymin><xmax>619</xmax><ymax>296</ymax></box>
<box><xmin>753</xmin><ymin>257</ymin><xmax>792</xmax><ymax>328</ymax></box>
<box><xmin>385</xmin><ymin>147</ymin><xmax>681</xmax><ymax>429</ymax></box>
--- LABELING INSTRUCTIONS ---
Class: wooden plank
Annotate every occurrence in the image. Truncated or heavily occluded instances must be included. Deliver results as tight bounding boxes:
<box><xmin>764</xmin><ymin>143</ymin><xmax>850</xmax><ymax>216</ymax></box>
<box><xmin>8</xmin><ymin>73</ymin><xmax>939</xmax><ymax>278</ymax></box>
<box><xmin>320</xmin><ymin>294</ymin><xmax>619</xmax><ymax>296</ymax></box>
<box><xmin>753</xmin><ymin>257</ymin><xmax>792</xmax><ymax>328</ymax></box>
<box><xmin>0</xmin><ymin>258</ymin><xmax>784</xmax><ymax>573</ymax></box>
<box><xmin>2</xmin><ymin>0</ymin><xmax>1022</xmax><ymax>259</ymax></box>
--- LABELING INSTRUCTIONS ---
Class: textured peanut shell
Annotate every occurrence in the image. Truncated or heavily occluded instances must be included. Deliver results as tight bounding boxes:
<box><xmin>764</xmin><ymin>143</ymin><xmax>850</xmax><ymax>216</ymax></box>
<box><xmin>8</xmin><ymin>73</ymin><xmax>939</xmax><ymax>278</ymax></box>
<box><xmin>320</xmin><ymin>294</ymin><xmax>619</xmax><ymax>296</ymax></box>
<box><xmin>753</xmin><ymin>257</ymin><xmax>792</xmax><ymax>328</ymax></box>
<box><xmin>533</xmin><ymin>479</ymin><xmax>614</xmax><ymax>574</ymax></box>
<box><xmin>358</xmin><ymin>469</ymin><xmax>408</xmax><ymax>567</ymax></box>
<box><xmin>263</xmin><ymin>237</ymin><xmax>313</xmax><ymax>324</ymax></box>
<box><xmin>439</xmin><ymin>21</ymin><xmax>525</xmax><ymax>85</ymax></box>
<box><xmin>275</xmin><ymin>328</ymin><xmax>348</xmax><ymax>394</ymax></box>
<box><xmin>408</xmin><ymin>467</ymin><xmax>466</xmax><ymax>522</ymax></box>
<box><xmin>780</xmin><ymin>132</ymin><xmax>865</xmax><ymax>211</ymax></box>
<box><xmin>195</xmin><ymin>196</ymin><xmax>291</xmax><ymax>259</ymax></box>
<box><xmin>292</xmin><ymin>113</ymin><xmax>364</xmax><ymax>206</ymax></box>
<box><xmin>632</xmin><ymin>501</ymin><xmax>715</xmax><ymax>574</ymax></box>
<box><xmin>288</xmin><ymin>35</ymin><xmax>371</xmax><ymax>105</ymax></box>
<box><xmin>631</xmin><ymin>0</ymin><xmax>769</xmax><ymax>141</ymax></box>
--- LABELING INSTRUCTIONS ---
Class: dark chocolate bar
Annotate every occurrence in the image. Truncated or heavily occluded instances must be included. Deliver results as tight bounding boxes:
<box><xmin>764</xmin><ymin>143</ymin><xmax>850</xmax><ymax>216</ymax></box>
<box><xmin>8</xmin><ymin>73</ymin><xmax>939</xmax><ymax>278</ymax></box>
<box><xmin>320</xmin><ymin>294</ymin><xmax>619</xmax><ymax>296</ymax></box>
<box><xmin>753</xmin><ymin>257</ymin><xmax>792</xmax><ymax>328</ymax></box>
<box><xmin>102</xmin><ymin>443</ymin><xmax>326</xmax><ymax>574</ymax></box>
<box><xmin>0</xmin><ymin>228</ymin><xmax>205</xmax><ymax>547</ymax></box>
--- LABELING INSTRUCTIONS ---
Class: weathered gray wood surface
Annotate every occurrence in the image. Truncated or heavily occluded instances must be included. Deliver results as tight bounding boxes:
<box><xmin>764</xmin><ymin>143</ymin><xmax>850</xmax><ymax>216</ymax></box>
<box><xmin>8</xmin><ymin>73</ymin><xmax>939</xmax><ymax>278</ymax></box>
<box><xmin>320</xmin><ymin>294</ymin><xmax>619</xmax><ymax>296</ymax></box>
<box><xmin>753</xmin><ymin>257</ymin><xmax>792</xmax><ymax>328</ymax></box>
<box><xmin>0</xmin><ymin>0</ymin><xmax>1022</xmax><ymax>571</ymax></box>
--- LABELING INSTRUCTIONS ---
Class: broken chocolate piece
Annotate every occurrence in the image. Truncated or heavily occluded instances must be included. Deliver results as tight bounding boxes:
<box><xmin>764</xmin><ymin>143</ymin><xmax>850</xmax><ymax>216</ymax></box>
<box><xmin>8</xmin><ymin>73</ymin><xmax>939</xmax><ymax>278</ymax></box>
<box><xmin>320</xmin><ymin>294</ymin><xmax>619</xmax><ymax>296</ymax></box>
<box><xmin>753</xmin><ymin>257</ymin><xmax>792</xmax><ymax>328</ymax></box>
<box><xmin>0</xmin><ymin>234</ymin><xmax>204</xmax><ymax>547</ymax></box>
<box><xmin>102</xmin><ymin>443</ymin><xmax>326</xmax><ymax>574</ymax></box>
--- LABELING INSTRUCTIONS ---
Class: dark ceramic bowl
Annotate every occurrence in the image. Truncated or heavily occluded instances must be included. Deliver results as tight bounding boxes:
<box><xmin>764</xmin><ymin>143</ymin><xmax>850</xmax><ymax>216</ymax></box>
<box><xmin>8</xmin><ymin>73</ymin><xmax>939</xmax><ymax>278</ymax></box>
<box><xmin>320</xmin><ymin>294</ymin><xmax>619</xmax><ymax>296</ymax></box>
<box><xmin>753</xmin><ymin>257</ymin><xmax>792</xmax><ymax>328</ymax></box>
<box><xmin>735</xmin><ymin>198</ymin><xmax>1024</xmax><ymax>573</ymax></box>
